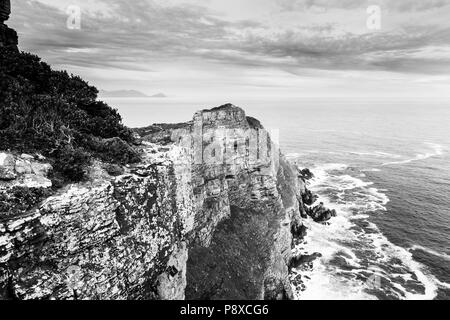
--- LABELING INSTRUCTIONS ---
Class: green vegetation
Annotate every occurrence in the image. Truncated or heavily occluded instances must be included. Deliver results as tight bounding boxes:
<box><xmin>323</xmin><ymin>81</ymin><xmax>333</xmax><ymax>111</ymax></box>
<box><xmin>0</xmin><ymin>46</ymin><xmax>140</xmax><ymax>182</ymax></box>
<box><xmin>0</xmin><ymin>186</ymin><xmax>52</xmax><ymax>218</ymax></box>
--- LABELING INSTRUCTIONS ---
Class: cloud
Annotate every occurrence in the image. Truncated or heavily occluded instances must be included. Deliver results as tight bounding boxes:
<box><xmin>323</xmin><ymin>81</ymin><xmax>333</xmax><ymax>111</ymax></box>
<box><xmin>10</xmin><ymin>0</ymin><xmax>240</xmax><ymax>68</ymax></box>
<box><xmin>275</xmin><ymin>0</ymin><xmax>450</xmax><ymax>12</ymax></box>
<box><xmin>233</xmin><ymin>23</ymin><xmax>450</xmax><ymax>73</ymax></box>
<box><xmin>7</xmin><ymin>0</ymin><xmax>450</xmax><ymax>78</ymax></box>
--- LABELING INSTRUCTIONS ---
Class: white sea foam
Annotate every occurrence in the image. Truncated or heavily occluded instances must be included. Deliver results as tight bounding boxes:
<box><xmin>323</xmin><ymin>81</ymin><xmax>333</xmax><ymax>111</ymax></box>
<box><xmin>382</xmin><ymin>143</ymin><xmax>444</xmax><ymax>166</ymax></box>
<box><xmin>291</xmin><ymin>217</ymin><xmax>374</xmax><ymax>300</ymax></box>
<box><xmin>362</xmin><ymin>168</ymin><xmax>381</xmax><ymax>172</ymax></box>
<box><xmin>348</xmin><ymin>151</ymin><xmax>403</xmax><ymax>158</ymax></box>
<box><xmin>364</xmin><ymin>231</ymin><xmax>438</xmax><ymax>300</ymax></box>
<box><xmin>434</xmin><ymin>279</ymin><xmax>450</xmax><ymax>289</ymax></box>
<box><xmin>291</xmin><ymin>162</ymin><xmax>439</xmax><ymax>300</ymax></box>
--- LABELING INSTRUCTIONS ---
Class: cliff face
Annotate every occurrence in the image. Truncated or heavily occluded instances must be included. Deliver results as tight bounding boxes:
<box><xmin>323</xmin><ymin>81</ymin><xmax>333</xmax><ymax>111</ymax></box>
<box><xmin>0</xmin><ymin>0</ymin><xmax>17</xmax><ymax>49</ymax></box>
<box><xmin>0</xmin><ymin>105</ymin><xmax>306</xmax><ymax>300</ymax></box>
<box><xmin>0</xmin><ymin>146</ymin><xmax>194</xmax><ymax>299</ymax></box>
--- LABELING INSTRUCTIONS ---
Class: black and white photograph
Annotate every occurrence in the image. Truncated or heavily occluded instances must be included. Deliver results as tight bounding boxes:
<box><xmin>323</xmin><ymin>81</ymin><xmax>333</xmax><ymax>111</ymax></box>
<box><xmin>1</xmin><ymin>0</ymin><xmax>449</xmax><ymax>307</ymax></box>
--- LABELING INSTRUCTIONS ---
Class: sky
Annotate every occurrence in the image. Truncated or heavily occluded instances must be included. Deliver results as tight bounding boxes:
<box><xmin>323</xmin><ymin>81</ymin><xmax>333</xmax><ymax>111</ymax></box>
<box><xmin>7</xmin><ymin>0</ymin><xmax>450</xmax><ymax>99</ymax></box>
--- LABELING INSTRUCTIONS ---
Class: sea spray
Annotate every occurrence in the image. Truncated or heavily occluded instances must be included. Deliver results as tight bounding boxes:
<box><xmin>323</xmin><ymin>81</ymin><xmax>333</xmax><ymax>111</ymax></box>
<box><xmin>289</xmin><ymin>161</ymin><xmax>438</xmax><ymax>300</ymax></box>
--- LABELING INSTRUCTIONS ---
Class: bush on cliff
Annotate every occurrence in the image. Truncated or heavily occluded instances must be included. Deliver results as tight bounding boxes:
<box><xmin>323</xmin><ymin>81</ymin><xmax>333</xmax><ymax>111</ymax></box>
<box><xmin>0</xmin><ymin>46</ymin><xmax>139</xmax><ymax>182</ymax></box>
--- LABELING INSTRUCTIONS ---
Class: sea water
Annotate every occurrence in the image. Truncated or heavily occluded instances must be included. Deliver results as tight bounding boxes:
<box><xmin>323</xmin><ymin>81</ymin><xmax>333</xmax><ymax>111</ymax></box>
<box><xmin>104</xmin><ymin>96</ymin><xmax>450</xmax><ymax>300</ymax></box>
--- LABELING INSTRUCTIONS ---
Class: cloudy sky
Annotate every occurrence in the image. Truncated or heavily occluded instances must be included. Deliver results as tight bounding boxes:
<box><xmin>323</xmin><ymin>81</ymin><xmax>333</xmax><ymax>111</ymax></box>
<box><xmin>8</xmin><ymin>0</ymin><xmax>450</xmax><ymax>99</ymax></box>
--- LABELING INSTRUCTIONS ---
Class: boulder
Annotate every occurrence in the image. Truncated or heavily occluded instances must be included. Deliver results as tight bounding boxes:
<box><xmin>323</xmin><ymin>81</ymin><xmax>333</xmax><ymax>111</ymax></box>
<box><xmin>0</xmin><ymin>152</ymin><xmax>52</xmax><ymax>185</ymax></box>
<box><xmin>302</xmin><ymin>189</ymin><xmax>318</xmax><ymax>206</ymax></box>
<box><xmin>15</xmin><ymin>159</ymin><xmax>32</xmax><ymax>175</ymax></box>
<box><xmin>306</xmin><ymin>202</ymin><xmax>337</xmax><ymax>223</ymax></box>
<box><xmin>291</xmin><ymin>221</ymin><xmax>307</xmax><ymax>240</ymax></box>
<box><xmin>20</xmin><ymin>154</ymin><xmax>34</xmax><ymax>161</ymax></box>
<box><xmin>0</xmin><ymin>167</ymin><xmax>16</xmax><ymax>180</ymax></box>
<box><xmin>31</xmin><ymin>162</ymin><xmax>52</xmax><ymax>176</ymax></box>
<box><xmin>298</xmin><ymin>168</ymin><xmax>314</xmax><ymax>181</ymax></box>
<box><xmin>289</xmin><ymin>253</ymin><xmax>322</xmax><ymax>270</ymax></box>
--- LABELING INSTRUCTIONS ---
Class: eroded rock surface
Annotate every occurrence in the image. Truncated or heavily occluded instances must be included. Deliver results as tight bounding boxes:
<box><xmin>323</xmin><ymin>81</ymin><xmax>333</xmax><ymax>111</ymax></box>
<box><xmin>140</xmin><ymin>104</ymin><xmax>307</xmax><ymax>300</ymax></box>
<box><xmin>0</xmin><ymin>146</ymin><xmax>195</xmax><ymax>299</ymax></box>
<box><xmin>1</xmin><ymin>105</ymin><xmax>308</xmax><ymax>300</ymax></box>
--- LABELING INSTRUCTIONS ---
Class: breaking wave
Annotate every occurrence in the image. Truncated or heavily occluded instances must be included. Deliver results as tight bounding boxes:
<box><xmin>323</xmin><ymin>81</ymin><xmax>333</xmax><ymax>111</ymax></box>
<box><xmin>289</xmin><ymin>162</ymin><xmax>439</xmax><ymax>300</ymax></box>
<box><xmin>382</xmin><ymin>143</ymin><xmax>444</xmax><ymax>166</ymax></box>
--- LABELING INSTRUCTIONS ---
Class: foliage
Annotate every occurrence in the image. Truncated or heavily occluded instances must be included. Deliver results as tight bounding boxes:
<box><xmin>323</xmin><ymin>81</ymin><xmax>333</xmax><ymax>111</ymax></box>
<box><xmin>0</xmin><ymin>186</ymin><xmax>52</xmax><ymax>218</ymax></box>
<box><xmin>0</xmin><ymin>47</ymin><xmax>138</xmax><ymax>182</ymax></box>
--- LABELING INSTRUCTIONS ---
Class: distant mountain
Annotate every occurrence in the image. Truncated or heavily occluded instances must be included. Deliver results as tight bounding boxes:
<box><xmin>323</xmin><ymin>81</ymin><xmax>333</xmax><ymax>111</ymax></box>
<box><xmin>150</xmin><ymin>92</ymin><xmax>167</xmax><ymax>98</ymax></box>
<box><xmin>99</xmin><ymin>90</ymin><xmax>167</xmax><ymax>98</ymax></box>
<box><xmin>99</xmin><ymin>90</ymin><xmax>149</xmax><ymax>98</ymax></box>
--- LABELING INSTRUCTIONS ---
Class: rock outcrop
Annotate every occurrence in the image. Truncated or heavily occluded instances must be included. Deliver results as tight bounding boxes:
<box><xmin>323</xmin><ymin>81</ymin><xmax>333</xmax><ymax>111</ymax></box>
<box><xmin>138</xmin><ymin>104</ymin><xmax>307</xmax><ymax>300</ymax></box>
<box><xmin>0</xmin><ymin>146</ymin><xmax>195</xmax><ymax>299</ymax></box>
<box><xmin>0</xmin><ymin>104</ymin><xmax>308</xmax><ymax>300</ymax></box>
<box><xmin>305</xmin><ymin>202</ymin><xmax>337</xmax><ymax>223</ymax></box>
<box><xmin>0</xmin><ymin>0</ymin><xmax>17</xmax><ymax>49</ymax></box>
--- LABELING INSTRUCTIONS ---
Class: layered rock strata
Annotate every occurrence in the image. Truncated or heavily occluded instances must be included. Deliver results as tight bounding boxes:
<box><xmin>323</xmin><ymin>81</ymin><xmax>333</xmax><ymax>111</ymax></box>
<box><xmin>1</xmin><ymin>104</ymin><xmax>308</xmax><ymax>300</ymax></box>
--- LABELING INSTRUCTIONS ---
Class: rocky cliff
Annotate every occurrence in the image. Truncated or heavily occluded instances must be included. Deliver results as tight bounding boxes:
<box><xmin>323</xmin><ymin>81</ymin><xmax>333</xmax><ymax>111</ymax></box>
<box><xmin>0</xmin><ymin>0</ymin><xmax>17</xmax><ymax>49</ymax></box>
<box><xmin>0</xmin><ymin>104</ymin><xmax>307</xmax><ymax>300</ymax></box>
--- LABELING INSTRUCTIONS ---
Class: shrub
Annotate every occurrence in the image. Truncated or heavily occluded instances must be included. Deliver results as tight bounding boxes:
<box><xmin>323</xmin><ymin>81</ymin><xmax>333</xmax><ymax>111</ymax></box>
<box><xmin>52</xmin><ymin>146</ymin><xmax>91</xmax><ymax>182</ymax></box>
<box><xmin>0</xmin><ymin>186</ymin><xmax>52</xmax><ymax>218</ymax></box>
<box><xmin>0</xmin><ymin>46</ymin><xmax>139</xmax><ymax>182</ymax></box>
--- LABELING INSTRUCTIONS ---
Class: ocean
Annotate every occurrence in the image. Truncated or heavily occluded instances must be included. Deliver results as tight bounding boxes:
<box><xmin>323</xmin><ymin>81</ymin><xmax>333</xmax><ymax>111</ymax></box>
<box><xmin>104</xmin><ymin>97</ymin><xmax>450</xmax><ymax>300</ymax></box>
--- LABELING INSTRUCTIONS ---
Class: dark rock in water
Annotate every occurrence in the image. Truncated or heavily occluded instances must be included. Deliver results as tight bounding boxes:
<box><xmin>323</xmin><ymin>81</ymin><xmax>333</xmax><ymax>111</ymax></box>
<box><xmin>405</xmin><ymin>280</ymin><xmax>426</xmax><ymax>295</ymax></box>
<box><xmin>302</xmin><ymin>189</ymin><xmax>318</xmax><ymax>206</ymax></box>
<box><xmin>305</xmin><ymin>202</ymin><xmax>337</xmax><ymax>223</ymax></box>
<box><xmin>329</xmin><ymin>256</ymin><xmax>355</xmax><ymax>271</ymax></box>
<box><xmin>299</xmin><ymin>200</ymin><xmax>309</xmax><ymax>219</ymax></box>
<box><xmin>299</xmin><ymin>187</ymin><xmax>318</xmax><ymax>219</ymax></box>
<box><xmin>291</xmin><ymin>221</ymin><xmax>308</xmax><ymax>247</ymax></box>
<box><xmin>298</xmin><ymin>168</ymin><xmax>314</xmax><ymax>181</ymax></box>
<box><xmin>289</xmin><ymin>253</ymin><xmax>322</xmax><ymax>270</ymax></box>
<box><xmin>291</xmin><ymin>222</ymin><xmax>307</xmax><ymax>240</ymax></box>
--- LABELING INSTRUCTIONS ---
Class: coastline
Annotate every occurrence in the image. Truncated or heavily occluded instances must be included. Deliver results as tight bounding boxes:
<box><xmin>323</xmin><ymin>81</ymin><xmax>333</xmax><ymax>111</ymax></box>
<box><xmin>288</xmin><ymin>162</ymin><xmax>443</xmax><ymax>300</ymax></box>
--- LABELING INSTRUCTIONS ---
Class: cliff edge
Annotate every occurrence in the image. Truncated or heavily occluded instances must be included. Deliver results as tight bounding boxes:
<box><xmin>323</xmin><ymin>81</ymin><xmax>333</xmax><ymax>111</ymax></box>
<box><xmin>1</xmin><ymin>104</ymin><xmax>307</xmax><ymax>300</ymax></box>
<box><xmin>138</xmin><ymin>104</ymin><xmax>306</xmax><ymax>299</ymax></box>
